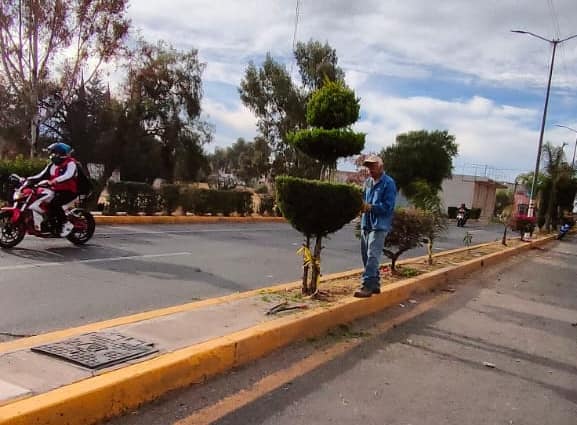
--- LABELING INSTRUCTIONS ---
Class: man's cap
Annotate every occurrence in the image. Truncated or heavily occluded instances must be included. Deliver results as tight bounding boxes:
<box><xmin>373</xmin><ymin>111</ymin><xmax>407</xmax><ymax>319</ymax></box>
<box><xmin>363</xmin><ymin>154</ymin><xmax>383</xmax><ymax>166</ymax></box>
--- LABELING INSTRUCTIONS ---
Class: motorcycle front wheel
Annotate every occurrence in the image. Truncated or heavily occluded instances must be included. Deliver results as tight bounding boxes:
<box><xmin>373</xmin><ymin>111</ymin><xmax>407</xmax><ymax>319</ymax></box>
<box><xmin>0</xmin><ymin>212</ymin><xmax>26</xmax><ymax>249</ymax></box>
<box><xmin>66</xmin><ymin>209</ymin><xmax>95</xmax><ymax>245</ymax></box>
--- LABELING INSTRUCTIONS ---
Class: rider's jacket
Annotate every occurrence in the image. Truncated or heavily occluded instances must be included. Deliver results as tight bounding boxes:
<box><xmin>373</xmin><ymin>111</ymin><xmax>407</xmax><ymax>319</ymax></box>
<box><xmin>28</xmin><ymin>158</ymin><xmax>78</xmax><ymax>193</ymax></box>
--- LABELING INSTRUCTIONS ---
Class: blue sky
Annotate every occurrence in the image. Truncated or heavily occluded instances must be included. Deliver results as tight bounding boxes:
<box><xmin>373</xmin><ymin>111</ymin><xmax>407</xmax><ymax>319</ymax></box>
<box><xmin>126</xmin><ymin>0</ymin><xmax>577</xmax><ymax>182</ymax></box>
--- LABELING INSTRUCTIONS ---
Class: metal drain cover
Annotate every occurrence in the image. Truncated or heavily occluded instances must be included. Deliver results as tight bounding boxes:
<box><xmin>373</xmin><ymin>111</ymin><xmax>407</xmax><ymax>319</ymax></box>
<box><xmin>31</xmin><ymin>331</ymin><xmax>157</xmax><ymax>369</ymax></box>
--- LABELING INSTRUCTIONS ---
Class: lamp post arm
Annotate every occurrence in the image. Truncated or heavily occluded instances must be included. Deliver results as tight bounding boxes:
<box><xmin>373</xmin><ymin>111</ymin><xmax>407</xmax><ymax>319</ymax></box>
<box><xmin>511</xmin><ymin>30</ymin><xmax>552</xmax><ymax>43</ymax></box>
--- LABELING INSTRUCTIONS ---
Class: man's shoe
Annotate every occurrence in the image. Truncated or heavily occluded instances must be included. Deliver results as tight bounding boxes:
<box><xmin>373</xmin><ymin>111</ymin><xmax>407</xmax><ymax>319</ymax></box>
<box><xmin>60</xmin><ymin>221</ymin><xmax>74</xmax><ymax>237</ymax></box>
<box><xmin>354</xmin><ymin>287</ymin><xmax>373</xmax><ymax>298</ymax></box>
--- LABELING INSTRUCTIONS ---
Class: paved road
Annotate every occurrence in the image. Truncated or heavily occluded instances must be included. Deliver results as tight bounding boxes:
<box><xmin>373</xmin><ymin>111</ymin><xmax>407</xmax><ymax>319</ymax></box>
<box><xmin>109</xmin><ymin>236</ymin><xmax>577</xmax><ymax>425</ymax></box>
<box><xmin>0</xmin><ymin>222</ymin><xmax>504</xmax><ymax>338</ymax></box>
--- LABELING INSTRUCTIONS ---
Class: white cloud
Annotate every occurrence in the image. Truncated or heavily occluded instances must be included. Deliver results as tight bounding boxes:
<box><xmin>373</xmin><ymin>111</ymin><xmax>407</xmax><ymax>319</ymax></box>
<box><xmin>202</xmin><ymin>99</ymin><xmax>257</xmax><ymax>148</ymax></box>
<box><xmin>125</xmin><ymin>0</ymin><xmax>577</xmax><ymax>180</ymax></box>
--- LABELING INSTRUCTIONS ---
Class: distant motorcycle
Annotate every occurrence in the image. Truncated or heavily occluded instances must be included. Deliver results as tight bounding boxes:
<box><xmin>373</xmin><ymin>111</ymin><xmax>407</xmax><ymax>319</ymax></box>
<box><xmin>557</xmin><ymin>223</ymin><xmax>572</xmax><ymax>240</ymax></box>
<box><xmin>456</xmin><ymin>210</ymin><xmax>467</xmax><ymax>227</ymax></box>
<box><xmin>0</xmin><ymin>174</ymin><xmax>95</xmax><ymax>249</ymax></box>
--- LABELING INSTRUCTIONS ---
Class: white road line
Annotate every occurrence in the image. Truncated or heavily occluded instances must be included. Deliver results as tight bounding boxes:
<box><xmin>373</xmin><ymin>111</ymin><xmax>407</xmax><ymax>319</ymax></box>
<box><xmin>97</xmin><ymin>226</ymin><xmax>276</xmax><ymax>235</ymax></box>
<box><xmin>0</xmin><ymin>252</ymin><xmax>192</xmax><ymax>272</ymax></box>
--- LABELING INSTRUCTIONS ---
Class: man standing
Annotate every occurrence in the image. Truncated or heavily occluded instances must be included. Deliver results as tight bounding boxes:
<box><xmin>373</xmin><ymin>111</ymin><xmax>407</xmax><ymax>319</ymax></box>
<box><xmin>355</xmin><ymin>154</ymin><xmax>397</xmax><ymax>298</ymax></box>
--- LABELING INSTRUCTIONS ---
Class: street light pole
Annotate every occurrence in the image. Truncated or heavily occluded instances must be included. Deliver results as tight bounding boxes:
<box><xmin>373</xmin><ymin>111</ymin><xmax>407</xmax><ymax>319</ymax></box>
<box><xmin>554</xmin><ymin>124</ymin><xmax>577</xmax><ymax>169</ymax></box>
<box><xmin>511</xmin><ymin>30</ymin><xmax>577</xmax><ymax>218</ymax></box>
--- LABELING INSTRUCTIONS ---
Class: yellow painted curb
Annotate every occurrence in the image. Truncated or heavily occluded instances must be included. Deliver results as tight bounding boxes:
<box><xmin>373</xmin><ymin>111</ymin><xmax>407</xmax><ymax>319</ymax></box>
<box><xmin>0</xmin><ymin>235</ymin><xmax>556</xmax><ymax>425</ymax></box>
<box><xmin>94</xmin><ymin>215</ymin><xmax>286</xmax><ymax>225</ymax></box>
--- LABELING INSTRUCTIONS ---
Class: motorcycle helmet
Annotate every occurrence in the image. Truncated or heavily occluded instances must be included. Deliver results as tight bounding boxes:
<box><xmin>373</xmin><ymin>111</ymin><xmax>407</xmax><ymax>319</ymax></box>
<box><xmin>46</xmin><ymin>142</ymin><xmax>72</xmax><ymax>165</ymax></box>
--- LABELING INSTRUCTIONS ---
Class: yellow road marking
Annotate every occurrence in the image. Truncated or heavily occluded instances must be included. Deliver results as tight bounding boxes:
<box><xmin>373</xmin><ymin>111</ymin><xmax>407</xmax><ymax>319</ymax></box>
<box><xmin>175</xmin><ymin>293</ymin><xmax>452</xmax><ymax>425</ymax></box>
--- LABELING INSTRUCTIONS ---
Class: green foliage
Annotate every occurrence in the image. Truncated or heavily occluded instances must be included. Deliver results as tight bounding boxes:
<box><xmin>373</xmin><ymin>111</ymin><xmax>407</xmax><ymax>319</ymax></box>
<box><xmin>0</xmin><ymin>156</ymin><xmax>48</xmax><ymax>202</ymax></box>
<box><xmin>287</xmin><ymin>128</ymin><xmax>365</xmax><ymax>165</ymax></box>
<box><xmin>239</xmin><ymin>40</ymin><xmax>346</xmax><ymax>179</ymax></box>
<box><xmin>306</xmin><ymin>81</ymin><xmax>359</xmax><ymax>129</ymax></box>
<box><xmin>125</xmin><ymin>39</ymin><xmax>211</xmax><ymax>182</ymax></box>
<box><xmin>293</xmin><ymin>40</ymin><xmax>345</xmax><ymax>90</ymax></box>
<box><xmin>178</xmin><ymin>189</ymin><xmax>252</xmax><ymax>216</ymax></box>
<box><xmin>275</xmin><ymin>176</ymin><xmax>362</xmax><ymax>237</ymax></box>
<box><xmin>107</xmin><ymin>182</ymin><xmax>159</xmax><ymax>215</ymax></box>
<box><xmin>383</xmin><ymin>208</ymin><xmax>433</xmax><ymax>271</ymax></box>
<box><xmin>381</xmin><ymin>130</ymin><xmax>458</xmax><ymax>197</ymax></box>
<box><xmin>494</xmin><ymin>189</ymin><xmax>513</xmax><ymax>216</ymax></box>
<box><xmin>469</xmin><ymin>208</ymin><xmax>482</xmax><ymax>219</ymax></box>
<box><xmin>106</xmin><ymin>182</ymin><xmax>253</xmax><ymax>216</ymax></box>
<box><xmin>208</xmin><ymin>137</ymin><xmax>271</xmax><ymax>185</ymax></box>
<box><xmin>255</xmin><ymin>185</ymin><xmax>269</xmax><ymax>194</ymax></box>
<box><xmin>258</xmin><ymin>194</ymin><xmax>276</xmax><ymax>216</ymax></box>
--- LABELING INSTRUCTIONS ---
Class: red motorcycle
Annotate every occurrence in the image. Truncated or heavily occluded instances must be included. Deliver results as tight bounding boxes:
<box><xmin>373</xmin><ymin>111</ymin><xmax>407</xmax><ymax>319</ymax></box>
<box><xmin>0</xmin><ymin>174</ymin><xmax>95</xmax><ymax>249</ymax></box>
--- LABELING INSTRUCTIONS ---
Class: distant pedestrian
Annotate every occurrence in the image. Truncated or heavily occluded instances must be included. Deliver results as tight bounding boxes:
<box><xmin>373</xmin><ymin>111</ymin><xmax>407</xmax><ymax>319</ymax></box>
<box><xmin>355</xmin><ymin>154</ymin><xmax>397</xmax><ymax>298</ymax></box>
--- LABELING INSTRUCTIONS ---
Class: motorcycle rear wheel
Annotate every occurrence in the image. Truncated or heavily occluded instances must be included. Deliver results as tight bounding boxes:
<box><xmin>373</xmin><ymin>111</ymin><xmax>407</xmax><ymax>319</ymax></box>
<box><xmin>66</xmin><ymin>209</ymin><xmax>95</xmax><ymax>245</ymax></box>
<box><xmin>0</xmin><ymin>212</ymin><xmax>26</xmax><ymax>248</ymax></box>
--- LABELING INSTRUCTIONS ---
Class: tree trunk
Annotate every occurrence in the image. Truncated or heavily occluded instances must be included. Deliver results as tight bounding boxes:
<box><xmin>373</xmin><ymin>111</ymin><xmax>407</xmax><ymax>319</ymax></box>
<box><xmin>30</xmin><ymin>116</ymin><xmax>38</xmax><ymax>157</ymax></box>
<box><xmin>309</xmin><ymin>235</ymin><xmax>323</xmax><ymax>294</ymax></box>
<box><xmin>427</xmin><ymin>238</ymin><xmax>434</xmax><ymax>265</ymax></box>
<box><xmin>391</xmin><ymin>253</ymin><xmax>399</xmax><ymax>274</ymax></box>
<box><xmin>301</xmin><ymin>236</ymin><xmax>310</xmax><ymax>294</ymax></box>
<box><xmin>501</xmin><ymin>225</ymin><xmax>508</xmax><ymax>246</ymax></box>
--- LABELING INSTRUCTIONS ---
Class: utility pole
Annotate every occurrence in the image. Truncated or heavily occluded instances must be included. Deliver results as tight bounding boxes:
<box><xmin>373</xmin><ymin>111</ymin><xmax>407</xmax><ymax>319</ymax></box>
<box><xmin>511</xmin><ymin>30</ymin><xmax>577</xmax><ymax>219</ymax></box>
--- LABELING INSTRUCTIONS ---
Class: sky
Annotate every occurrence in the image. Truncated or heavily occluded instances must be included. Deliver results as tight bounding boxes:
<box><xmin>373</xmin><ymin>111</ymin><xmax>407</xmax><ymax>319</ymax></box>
<box><xmin>124</xmin><ymin>0</ymin><xmax>577</xmax><ymax>182</ymax></box>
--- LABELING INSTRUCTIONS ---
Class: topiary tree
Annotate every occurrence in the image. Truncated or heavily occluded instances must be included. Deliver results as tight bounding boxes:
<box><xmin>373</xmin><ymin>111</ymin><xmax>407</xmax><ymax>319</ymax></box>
<box><xmin>277</xmin><ymin>81</ymin><xmax>364</xmax><ymax>295</ymax></box>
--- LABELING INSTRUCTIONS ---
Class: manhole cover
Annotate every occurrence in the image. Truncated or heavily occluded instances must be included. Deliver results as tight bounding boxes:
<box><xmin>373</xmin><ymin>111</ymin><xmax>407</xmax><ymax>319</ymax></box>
<box><xmin>31</xmin><ymin>332</ymin><xmax>157</xmax><ymax>369</ymax></box>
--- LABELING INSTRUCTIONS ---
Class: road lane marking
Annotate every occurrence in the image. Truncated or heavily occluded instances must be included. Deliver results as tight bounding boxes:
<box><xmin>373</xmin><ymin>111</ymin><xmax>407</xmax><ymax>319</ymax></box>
<box><xmin>96</xmin><ymin>226</ymin><xmax>279</xmax><ymax>235</ymax></box>
<box><xmin>174</xmin><ymin>292</ymin><xmax>453</xmax><ymax>425</ymax></box>
<box><xmin>0</xmin><ymin>252</ymin><xmax>192</xmax><ymax>272</ymax></box>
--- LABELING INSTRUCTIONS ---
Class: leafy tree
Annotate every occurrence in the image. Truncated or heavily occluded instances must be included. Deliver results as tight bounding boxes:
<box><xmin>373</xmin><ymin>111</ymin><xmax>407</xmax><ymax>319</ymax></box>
<box><xmin>0</xmin><ymin>0</ymin><xmax>130</xmax><ymax>157</ymax></box>
<box><xmin>294</xmin><ymin>40</ymin><xmax>345</xmax><ymax>90</ymax></box>
<box><xmin>208</xmin><ymin>137</ymin><xmax>271</xmax><ymax>186</ymax></box>
<box><xmin>239</xmin><ymin>40</ymin><xmax>345</xmax><ymax>179</ymax></box>
<box><xmin>494</xmin><ymin>189</ymin><xmax>514</xmax><ymax>216</ymax></box>
<box><xmin>381</xmin><ymin>130</ymin><xmax>458</xmax><ymax>198</ymax></box>
<box><xmin>124</xmin><ymin>39</ymin><xmax>211</xmax><ymax>182</ymax></box>
<box><xmin>410</xmin><ymin>180</ymin><xmax>447</xmax><ymax>265</ymax></box>
<box><xmin>540</xmin><ymin>142</ymin><xmax>572</xmax><ymax>231</ymax></box>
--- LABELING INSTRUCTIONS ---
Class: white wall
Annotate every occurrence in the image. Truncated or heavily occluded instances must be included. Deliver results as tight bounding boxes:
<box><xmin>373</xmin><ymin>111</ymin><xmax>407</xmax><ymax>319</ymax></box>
<box><xmin>441</xmin><ymin>175</ymin><xmax>475</xmax><ymax>211</ymax></box>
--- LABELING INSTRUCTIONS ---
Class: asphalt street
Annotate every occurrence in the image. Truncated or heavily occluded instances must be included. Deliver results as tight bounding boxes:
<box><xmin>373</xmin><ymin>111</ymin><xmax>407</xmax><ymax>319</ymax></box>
<box><xmin>0</xmin><ymin>221</ymin><xmax>505</xmax><ymax>339</ymax></box>
<box><xmin>108</xmin><ymin>236</ymin><xmax>577</xmax><ymax>425</ymax></box>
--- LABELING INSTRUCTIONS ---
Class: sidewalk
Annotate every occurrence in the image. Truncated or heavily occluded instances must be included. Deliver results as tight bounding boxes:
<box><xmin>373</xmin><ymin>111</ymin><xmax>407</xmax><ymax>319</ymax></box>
<box><xmin>0</xmin><ymin>234</ymin><xmax>557</xmax><ymax>425</ymax></box>
<box><xmin>206</xmin><ymin>237</ymin><xmax>577</xmax><ymax>425</ymax></box>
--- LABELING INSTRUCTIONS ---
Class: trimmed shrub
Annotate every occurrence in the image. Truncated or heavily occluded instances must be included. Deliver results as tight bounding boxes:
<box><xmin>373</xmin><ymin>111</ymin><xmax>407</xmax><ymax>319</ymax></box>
<box><xmin>258</xmin><ymin>194</ymin><xmax>276</xmax><ymax>216</ymax></box>
<box><xmin>469</xmin><ymin>208</ymin><xmax>482</xmax><ymax>219</ymax></box>
<box><xmin>0</xmin><ymin>157</ymin><xmax>47</xmax><ymax>202</ymax></box>
<box><xmin>287</xmin><ymin>128</ymin><xmax>365</xmax><ymax>165</ymax></box>
<box><xmin>306</xmin><ymin>80</ymin><xmax>360</xmax><ymax>129</ymax></box>
<box><xmin>383</xmin><ymin>208</ymin><xmax>433</xmax><ymax>272</ymax></box>
<box><xmin>159</xmin><ymin>184</ymin><xmax>181</xmax><ymax>214</ymax></box>
<box><xmin>106</xmin><ymin>182</ymin><xmax>160</xmax><ymax>215</ymax></box>
<box><xmin>276</xmin><ymin>176</ymin><xmax>362</xmax><ymax>237</ymax></box>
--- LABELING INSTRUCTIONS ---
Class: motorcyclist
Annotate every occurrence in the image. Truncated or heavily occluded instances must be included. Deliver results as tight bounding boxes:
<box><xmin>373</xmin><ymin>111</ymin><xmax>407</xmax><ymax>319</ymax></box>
<box><xmin>27</xmin><ymin>142</ymin><xmax>78</xmax><ymax>236</ymax></box>
<box><xmin>457</xmin><ymin>203</ymin><xmax>469</xmax><ymax>226</ymax></box>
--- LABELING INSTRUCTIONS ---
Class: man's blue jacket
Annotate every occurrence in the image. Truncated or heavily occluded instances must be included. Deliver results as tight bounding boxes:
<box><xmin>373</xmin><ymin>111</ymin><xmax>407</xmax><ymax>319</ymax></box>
<box><xmin>361</xmin><ymin>173</ymin><xmax>397</xmax><ymax>232</ymax></box>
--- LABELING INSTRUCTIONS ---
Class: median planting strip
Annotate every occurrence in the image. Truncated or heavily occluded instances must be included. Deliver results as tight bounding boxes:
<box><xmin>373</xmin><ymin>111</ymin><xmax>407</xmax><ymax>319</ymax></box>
<box><xmin>0</xmin><ymin>234</ymin><xmax>555</xmax><ymax>425</ymax></box>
